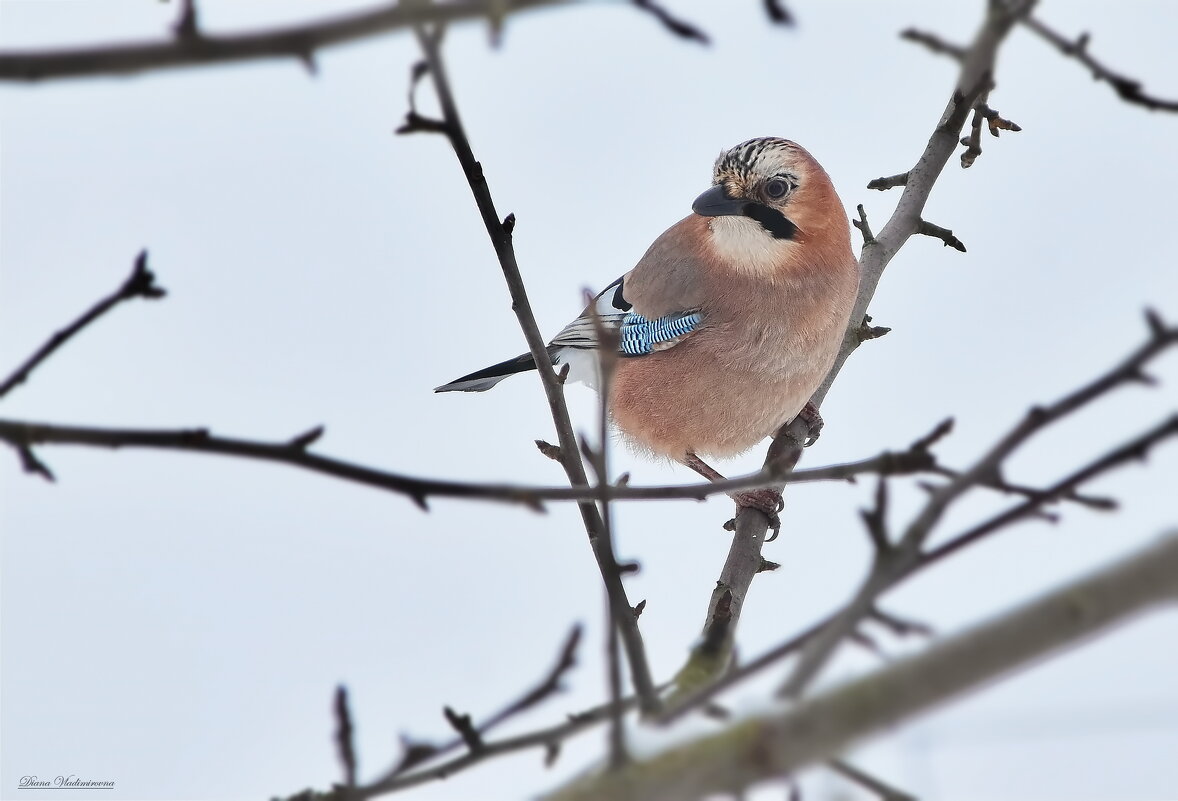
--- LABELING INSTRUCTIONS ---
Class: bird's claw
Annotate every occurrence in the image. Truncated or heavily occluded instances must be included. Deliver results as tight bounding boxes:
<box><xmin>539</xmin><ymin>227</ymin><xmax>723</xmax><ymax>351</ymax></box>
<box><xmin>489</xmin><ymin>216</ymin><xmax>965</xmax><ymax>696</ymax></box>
<box><xmin>725</xmin><ymin>488</ymin><xmax>784</xmax><ymax>539</ymax></box>
<box><xmin>797</xmin><ymin>401</ymin><xmax>824</xmax><ymax>447</ymax></box>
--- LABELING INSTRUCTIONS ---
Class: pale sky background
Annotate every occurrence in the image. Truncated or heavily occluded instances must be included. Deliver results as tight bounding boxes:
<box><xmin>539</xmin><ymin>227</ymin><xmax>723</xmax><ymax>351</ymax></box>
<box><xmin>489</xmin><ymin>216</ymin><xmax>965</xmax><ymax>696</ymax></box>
<box><xmin>2</xmin><ymin>2</ymin><xmax>1177</xmax><ymax>800</ymax></box>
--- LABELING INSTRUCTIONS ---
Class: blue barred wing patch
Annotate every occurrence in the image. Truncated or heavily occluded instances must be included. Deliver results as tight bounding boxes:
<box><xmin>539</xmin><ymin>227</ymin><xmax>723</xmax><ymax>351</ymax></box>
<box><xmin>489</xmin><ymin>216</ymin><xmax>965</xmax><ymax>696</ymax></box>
<box><xmin>619</xmin><ymin>311</ymin><xmax>703</xmax><ymax>356</ymax></box>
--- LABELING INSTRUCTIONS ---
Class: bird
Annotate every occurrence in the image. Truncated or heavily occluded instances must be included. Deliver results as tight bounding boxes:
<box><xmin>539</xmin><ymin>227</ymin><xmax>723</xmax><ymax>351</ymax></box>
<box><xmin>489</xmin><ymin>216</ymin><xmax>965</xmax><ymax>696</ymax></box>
<box><xmin>436</xmin><ymin>137</ymin><xmax>859</xmax><ymax>517</ymax></box>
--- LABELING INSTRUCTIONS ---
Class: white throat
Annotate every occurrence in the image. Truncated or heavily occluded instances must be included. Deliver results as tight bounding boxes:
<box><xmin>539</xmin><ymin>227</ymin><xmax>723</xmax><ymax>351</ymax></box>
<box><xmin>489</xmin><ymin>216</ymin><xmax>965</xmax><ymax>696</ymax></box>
<box><xmin>707</xmin><ymin>216</ymin><xmax>793</xmax><ymax>276</ymax></box>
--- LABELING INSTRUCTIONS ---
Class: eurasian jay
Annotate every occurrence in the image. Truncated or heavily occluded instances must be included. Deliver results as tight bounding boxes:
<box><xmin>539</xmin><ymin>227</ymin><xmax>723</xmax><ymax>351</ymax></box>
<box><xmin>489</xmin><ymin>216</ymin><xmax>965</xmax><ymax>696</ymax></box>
<box><xmin>436</xmin><ymin>137</ymin><xmax>859</xmax><ymax>514</ymax></box>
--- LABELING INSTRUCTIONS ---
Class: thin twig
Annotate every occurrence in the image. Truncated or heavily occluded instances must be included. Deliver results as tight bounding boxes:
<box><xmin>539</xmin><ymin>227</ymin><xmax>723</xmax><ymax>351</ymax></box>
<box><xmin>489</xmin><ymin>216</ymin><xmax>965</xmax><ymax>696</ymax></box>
<box><xmin>900</xmin><ymin>27</ymin><xmax>965</xmax><ymax>61</ymax></box>
<box><xmin>827</xmin><ymin>759</ymin><xmax>917</xmax><ymax>801</ymax></box>
<box><xmin>1021</xmin><ymin>15</ymin><xmax>1178</xmax><ymax>112</ymax></box>
<box><xmin>630</xmin><ymin>0</ymin><xmax>709</xmax><ymax>43</ymax></box>
<box><xmin>779</xmin><ymin>312</ymin><xmax>1178</xmax><ymax>698</ymax></box>
<box><xmin>0</xmin><ymin>250</ymin><xmax>164</xmax><ymax>400</ymax></box>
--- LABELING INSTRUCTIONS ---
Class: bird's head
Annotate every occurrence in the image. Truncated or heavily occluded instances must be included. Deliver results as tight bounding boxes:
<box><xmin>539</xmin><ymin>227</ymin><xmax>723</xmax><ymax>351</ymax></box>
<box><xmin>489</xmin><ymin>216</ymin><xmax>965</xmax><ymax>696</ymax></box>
<box><xmin>693</xmin><ymin>137</ymin><xmax>848</xmax><ymax>275</ymax></box>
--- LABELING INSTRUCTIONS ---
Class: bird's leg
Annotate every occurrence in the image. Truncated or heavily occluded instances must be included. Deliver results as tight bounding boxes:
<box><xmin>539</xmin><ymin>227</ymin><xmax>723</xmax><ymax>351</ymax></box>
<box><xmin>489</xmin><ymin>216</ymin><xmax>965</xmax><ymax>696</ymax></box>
<box><xmin>683</xmin><ymin>452</ymin><xmax>783</xmax><ymax>528</ymax></box>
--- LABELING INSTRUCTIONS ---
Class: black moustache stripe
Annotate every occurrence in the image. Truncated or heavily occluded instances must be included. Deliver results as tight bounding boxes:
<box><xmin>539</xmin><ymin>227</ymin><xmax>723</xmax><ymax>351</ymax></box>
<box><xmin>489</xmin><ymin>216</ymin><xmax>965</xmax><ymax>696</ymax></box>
<box><xmin>742</xmin><ymin>202</ymin><xmax>797</xmax><ymax>240</ymax></box>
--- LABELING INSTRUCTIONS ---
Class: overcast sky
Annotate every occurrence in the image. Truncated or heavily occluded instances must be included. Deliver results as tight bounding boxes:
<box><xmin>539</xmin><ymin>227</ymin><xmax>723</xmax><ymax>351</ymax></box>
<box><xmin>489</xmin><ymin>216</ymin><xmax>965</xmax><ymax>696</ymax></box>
<box><xmin>2</xmin><ymin>2</ymin><xmax>1177</xmax><ymax>800</ymax></box>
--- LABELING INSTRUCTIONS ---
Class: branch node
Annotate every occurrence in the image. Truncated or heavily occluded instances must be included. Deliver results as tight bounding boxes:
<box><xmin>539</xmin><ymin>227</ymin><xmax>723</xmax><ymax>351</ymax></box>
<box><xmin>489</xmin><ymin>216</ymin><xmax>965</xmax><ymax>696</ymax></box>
<box><xmin>502</xmin><ymin>212</ymin><xmax>516</xmax><ymax>235</ymax></box>
<box><xmin>632</xmin><ymin>599</ymin><xmax>647</xmax><ymax>619</ymax></box>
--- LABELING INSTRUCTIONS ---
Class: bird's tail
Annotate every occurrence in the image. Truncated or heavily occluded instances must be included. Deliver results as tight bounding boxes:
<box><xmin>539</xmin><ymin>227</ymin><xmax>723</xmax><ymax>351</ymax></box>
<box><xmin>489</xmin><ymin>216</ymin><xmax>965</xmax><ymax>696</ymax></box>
<box><xmin>434</xmin><ymin>349</ymin><xmax>554</xmax><ymax>393</ymax></box>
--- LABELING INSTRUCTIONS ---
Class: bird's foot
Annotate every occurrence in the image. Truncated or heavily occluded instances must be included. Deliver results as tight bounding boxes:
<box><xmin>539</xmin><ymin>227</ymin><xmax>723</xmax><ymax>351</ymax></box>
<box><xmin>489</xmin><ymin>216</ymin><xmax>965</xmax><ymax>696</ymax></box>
<box><xmin>723</xmin><ymin>488</ymin><xmax>784</xmax><ymax>540</ymax></box>
<box><xmin>797</xmin><ymin>401</ymin><xmax>824</xmax><ymax>447</ymax></box>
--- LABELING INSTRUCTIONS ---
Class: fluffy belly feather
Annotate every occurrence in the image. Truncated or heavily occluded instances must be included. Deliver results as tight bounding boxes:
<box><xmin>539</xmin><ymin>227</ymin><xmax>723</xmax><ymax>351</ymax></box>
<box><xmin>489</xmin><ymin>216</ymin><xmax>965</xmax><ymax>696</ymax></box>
<box><xmin>608</xmin><ymin>329</ymin><xmax>836</xmax><ymax>460</ymax></box>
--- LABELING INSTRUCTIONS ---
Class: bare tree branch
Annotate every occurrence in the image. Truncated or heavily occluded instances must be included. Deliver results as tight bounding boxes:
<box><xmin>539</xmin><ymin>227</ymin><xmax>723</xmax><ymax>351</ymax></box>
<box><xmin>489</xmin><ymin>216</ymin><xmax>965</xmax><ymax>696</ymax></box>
<box><xmin>1021</xmin><ymin>14</ymin><xmax>1178</xmax><ymax>112</ymax></box>
<box><xmin>542</xmin><ymin>531</ymin><xmax>1178</xmax><ymax>801</ymax></box>
<box><xmin>0</xmin><ymin>417</ymin><xmax>943</xmax><ymax>503</ymax></box>
<box><xmin>406</xmin><ymin>19</ymin><xmax>660</xmax><ymax>713</ymax></box>
<box><xmin>0</xmin><ymin>0</ymin><xmax>570</xmax><ymax>82</ymax></box>
<box><xmin>780</xmin><ymin>312</ymin><xmax>1178</xmax><ymax>697</ymax></box>
<box><xmin>0</xmin><ymin>250</ymin><xmax>163</xmax><ymax>400</ymax></box>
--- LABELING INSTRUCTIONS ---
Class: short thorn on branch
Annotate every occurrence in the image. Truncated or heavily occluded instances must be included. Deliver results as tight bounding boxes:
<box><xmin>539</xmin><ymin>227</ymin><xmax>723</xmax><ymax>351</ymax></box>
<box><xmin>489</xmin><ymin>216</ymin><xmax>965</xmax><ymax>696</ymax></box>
<box><xmin>852</xmin><ymin>203</ymin><xmax>875</xmax><ymax>244</ymax></box>
<box><xmin>288</xmin><ymin>425</ymin><xmax>325</xmax><ymax>450</ymax></box>
<box><xmin>762</xmin><ymin>0</ymin><xmax>795</xmax><ymax>26</ymax></box>
<box><xmin>535</xmin><ymin>439</ymin><xmax>563</xmax><ymax>462</ymax></box>
<box><xmin>900</xmin><ymin>27</ymin><xmax>966</xmax><ymax>61</ymax></box>
<box><xmin>443</xmin><ymin>706</ymin><xmax>485</xmax><ymax>753</ymax></box>
<box><xmin>18</xmin><ymin>444</ymin><xmax>55</xmax><ymax>482</ymax></box>
<box><xmin>333</xmin><ymin>685</ymin><xmax>357</xmax><ymax>788</ymax></box>
<box><xmin>916</xmin><ymin>218</ymin><xmax>966</xmax><ymax>251</ymax></box>
<box><xmin>867</xmin><ymin>172</ymin><xmax>908</xmax><ymax>191</ymax></box>
<box><xmin>630</xmin><ymin>0</ymin><xmax>710</xmax><ymax>44</ymax></box>
<box><xmin>173</xmin><ymin>0</ymin><xmax>200</xmax><ymax>40</ymax></box>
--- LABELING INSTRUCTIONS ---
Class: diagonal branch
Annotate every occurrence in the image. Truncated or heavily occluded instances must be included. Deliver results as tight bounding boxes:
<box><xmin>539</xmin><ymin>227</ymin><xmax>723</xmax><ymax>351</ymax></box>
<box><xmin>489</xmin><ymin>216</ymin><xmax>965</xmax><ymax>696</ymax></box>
<box><xmin>1021</xmin><ymin>14</ymin><xmax>1178</xmax><ymax>112</ymax></box>
<box><xmin>0</xmin><ymin>250</ymin><xmax>164</xmax><ymax>400</ymax></box>
<box><xmin>669</xmin><ymin>0</ymin><xmax>1035</xmax><ymax>700</ymax></box>
<box><xmin>407</xmin><ymin>20</ymin><xmax>659</xmax><ymax>713</ymax></box>
<box><xmin>779</xmin><ymin>312</ymin><xmax>1178</xmax><ymax>697</ymax></box>
<box><xmin>0</xmin><ymin>0</ymin><xmax>570</xmax><ymax>82</ymax></box>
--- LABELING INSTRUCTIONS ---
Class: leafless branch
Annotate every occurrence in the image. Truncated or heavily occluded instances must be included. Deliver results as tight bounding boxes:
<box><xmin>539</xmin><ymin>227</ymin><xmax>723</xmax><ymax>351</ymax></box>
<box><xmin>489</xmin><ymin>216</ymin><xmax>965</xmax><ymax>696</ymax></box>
<box><xmin>406</xmin><ymin>20</ymin><xmax>659</xmax><ymax>713</ymax></box>
<box><xmin>334</xmin><ymin>686</ymin><xmax>358</xmax><ymax>788</ymax></box>
<box><xmin>0</xmin><ymin>250</ymin><xmax>164</xmax><ymax>400</ymax></box>
<box><xmin>543</xmin><ymin>532</ymin><xmax>1178</xmax><ymax>801</ymax></box>
<box><xmin>900</xmin><ymin>27</ymin><xmax>965</xmax><ymax>61</ymax></box>
<box><xmin>1021</xmin><ymin>14</ymin><xmax>1178</xmax><ymax>112</ymax></box>
<box><xmin>0</xmin><ymin>416</ymin><xmax>945</xmax><ymax>503</ymax></box>
<box><xmin>0</xmin><ymin>0</ymin><xmax>569</xmax><ymax>82</ymax></box>
<box><xmin>779</xmin><ymin>311</ymin><xmax>1178</xmax><ymax>697</ymax></box>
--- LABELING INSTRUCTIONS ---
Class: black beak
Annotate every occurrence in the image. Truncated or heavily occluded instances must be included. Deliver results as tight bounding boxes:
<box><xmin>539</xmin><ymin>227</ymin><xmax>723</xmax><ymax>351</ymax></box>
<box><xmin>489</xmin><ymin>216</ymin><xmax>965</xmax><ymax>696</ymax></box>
<box><xmin>692</xmin><ymin>184</ymin><xmax>747</xmax><ymax>217</ymax></box>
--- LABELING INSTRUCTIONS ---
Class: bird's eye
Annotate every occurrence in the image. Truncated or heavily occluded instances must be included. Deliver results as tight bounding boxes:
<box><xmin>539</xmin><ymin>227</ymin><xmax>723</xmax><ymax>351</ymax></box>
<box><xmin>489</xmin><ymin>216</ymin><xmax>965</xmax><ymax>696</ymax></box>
<box><xmin>765</xmin><ymin>179</ymin><xmax>790</xmax><ymax>199</ymax></box>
